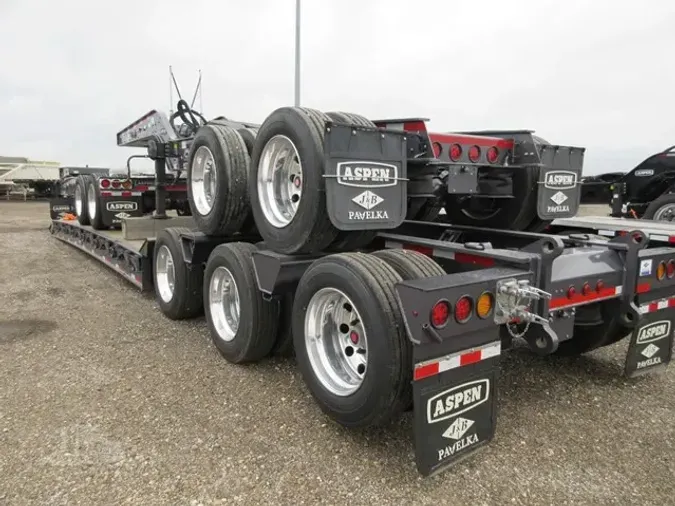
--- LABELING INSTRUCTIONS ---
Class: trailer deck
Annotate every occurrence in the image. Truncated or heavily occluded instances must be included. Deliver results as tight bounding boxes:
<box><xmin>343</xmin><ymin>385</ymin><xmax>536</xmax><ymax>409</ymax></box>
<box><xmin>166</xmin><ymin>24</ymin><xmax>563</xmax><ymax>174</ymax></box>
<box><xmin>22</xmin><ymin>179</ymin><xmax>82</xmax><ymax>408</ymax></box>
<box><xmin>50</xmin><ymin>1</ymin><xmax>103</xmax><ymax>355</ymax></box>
<box><xmin>49</xmin><ymin>219</ymin><xmax>154</xmax><ymax>290</ymax></box>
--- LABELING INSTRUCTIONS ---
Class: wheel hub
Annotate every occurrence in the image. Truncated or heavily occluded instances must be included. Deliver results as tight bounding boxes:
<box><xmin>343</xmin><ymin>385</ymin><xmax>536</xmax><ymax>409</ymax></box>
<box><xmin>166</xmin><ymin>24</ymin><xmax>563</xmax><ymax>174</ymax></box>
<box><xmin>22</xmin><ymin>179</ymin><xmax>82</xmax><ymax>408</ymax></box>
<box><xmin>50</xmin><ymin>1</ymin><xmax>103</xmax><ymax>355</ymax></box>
<box><xmin>155</xmin><ymin>245</ymin><xmax>176</xmax><ymax>303</ymax></box>
<box><xmin>87</xmin><ymin>183</ymin><xmax>97</xmax><ymax>220</ymax></box>
<box><xmin>304</xmin><ymin>287</ymin><xmax>368</xmax><ymax>396</ymax></box>
<box><xmin>191</xmin><ymin>145</ymin><xmax>217</xmax><ymax>216</ymax></box>
<box><xmin>257</xmin><ymin>135</ymin><xmax>303</xmax><ymax>228</ymax></box>
<box><xmin>74</xmin><ymin>185</ymin><xmax>83</xmax><ymax>216</ymax></box>
<box><xmin>209</xmin><ymin>266</ymin><xmax>240</xmax><ymax>342</ymax></box>
<box><xmin>653</xmin><ymin>203</ymin><xmax>675</xmax><ymax>222</ymax></box>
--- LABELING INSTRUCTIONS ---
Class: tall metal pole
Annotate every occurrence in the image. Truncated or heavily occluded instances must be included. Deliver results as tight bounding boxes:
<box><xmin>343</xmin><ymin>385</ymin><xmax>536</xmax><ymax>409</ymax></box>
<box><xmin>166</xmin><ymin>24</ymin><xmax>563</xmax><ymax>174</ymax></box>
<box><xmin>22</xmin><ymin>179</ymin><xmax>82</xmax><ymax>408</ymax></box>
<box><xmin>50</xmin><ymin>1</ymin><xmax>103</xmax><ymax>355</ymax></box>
<box><xmin>294</xmin><ymin>0</ymin><xmax>301</xmax><ymax>106</ymax></box>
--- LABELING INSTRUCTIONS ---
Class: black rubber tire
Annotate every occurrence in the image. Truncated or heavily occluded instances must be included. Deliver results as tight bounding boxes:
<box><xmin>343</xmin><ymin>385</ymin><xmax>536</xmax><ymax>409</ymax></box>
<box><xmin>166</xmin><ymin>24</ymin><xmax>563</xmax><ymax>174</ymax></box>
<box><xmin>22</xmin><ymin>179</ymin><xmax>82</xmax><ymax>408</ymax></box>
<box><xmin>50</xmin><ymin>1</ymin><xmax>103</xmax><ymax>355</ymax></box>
<box><xmin>292</xmin><ymin>252</ymin><xmax>410</xmax><ymax>428</ymax></box>
<box><xmin>87</xmin><ymin>177</ymin><xmax>105</xmax><ymax>230</ymax></box>
<box><xmin>372</xmin><ymin>248</ymin><xmax>445</xmax><ymax>279</ymax></box>
<box><xmin>443</xmin><ymin>135</ymin><xmax>548</xmax><ymax>230</ymax></box>
<box><xmin>371</xmin><ymin>249</ymin><xmax>445</xmax><ymax>410</ymax></box>
<box><xmin>75</xmin><ymin>175</ymin><xmax>90</xmax><ymax>226</ymax></box>
<box><xmin>325</xmin><ymin>112</ymin><xmax>380</xmax><ymax>251</ymax></box>
<box><xmin>552</xmin><ymin>231</ymin><xmax>631</xmax><ymax>355</ymax></box>
<box><xmin>250</xmin><ymin>107</ymin><xmax>338</xmax><ymax>254</ymax></box>
<box><xmin>153</xmin><ymin>228</ymin><xmax>204</xmax><ymax>320</ymax></box>
<box><xmin>642</xmin><ymin>194</ymin><xmax>675</xmax><ymax>220</ymax></box>
<box><xmin>204</xmin><ymin>242</ymin><xmax>280</xmax><ymax>363</ymax></box>
<box><xmin>236</xmin><ymin>127</ymin><xmax>258</xmax><ymax>156</ymax></box>
<box><xmin>187</xmin><ymin>124</ymin><xmax>251</xmax><ymax>236</ymax></box>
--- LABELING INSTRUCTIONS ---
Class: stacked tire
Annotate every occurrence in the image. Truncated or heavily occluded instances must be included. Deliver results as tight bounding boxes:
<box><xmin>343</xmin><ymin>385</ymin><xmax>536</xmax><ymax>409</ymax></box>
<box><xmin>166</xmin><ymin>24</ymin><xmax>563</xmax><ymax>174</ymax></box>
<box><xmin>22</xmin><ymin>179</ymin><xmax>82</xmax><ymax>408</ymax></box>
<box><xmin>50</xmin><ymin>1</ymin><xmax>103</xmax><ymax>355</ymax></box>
<box><xmin>73</xmin><ymin>174</ymin><xmax>105</xmax><ymax>230</ymax></box>
<box><xmin>174</xmin><ymin>107</ymin><xmax>449</xmax><ymax>429</ymax></box>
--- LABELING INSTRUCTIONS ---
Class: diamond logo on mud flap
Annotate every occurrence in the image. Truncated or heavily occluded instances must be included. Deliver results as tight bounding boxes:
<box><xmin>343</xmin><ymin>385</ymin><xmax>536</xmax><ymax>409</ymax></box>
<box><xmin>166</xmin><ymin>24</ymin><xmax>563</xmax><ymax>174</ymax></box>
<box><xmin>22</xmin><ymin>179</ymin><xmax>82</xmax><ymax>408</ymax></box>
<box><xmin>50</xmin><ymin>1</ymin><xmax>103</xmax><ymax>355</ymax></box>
<box><xmin>550</xmin><ymin>191</ymin><xmax>568</xmax><ymax>205</ymax></box>
<box><xmin>352</xmin><ymin>190</ymin><xmax>384</xmax><ymax>210</ymax></box>
<box><xmin>442</xmin><ymin>417</ymin><xmax>474</xmax><ymax>440</ymax></box>
<box><xmin>641</xmin><ymin>343</ymin><xmax>660</xmax><ymax>359</ymax></box>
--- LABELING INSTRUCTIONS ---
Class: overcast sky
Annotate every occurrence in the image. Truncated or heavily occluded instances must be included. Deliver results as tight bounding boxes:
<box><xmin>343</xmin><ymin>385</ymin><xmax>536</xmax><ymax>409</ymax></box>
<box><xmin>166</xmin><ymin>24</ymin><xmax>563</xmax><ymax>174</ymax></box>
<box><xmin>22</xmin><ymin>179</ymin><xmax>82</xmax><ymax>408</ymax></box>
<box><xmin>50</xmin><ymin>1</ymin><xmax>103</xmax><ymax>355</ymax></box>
<box><xmin>1</xmin><ymin>0</ymin><xmax>674</xmax><ymax>175</ymax></box>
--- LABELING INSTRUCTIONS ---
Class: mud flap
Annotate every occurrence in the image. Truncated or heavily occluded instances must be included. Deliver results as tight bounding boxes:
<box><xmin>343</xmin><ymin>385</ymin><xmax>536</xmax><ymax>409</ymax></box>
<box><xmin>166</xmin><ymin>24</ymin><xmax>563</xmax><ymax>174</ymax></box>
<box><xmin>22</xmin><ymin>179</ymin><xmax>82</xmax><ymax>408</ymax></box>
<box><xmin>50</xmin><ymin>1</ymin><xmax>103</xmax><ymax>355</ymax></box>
<box><xmin>625</xmin><ymin>309</ymin><xmax>675</xmax><ymax>378</ymax></box>
<box><xmin>323</xmin><ymin>123</ymin><xmax>408</xmax><ymax>231</ymax></box>
<box><xmin>536</xmin><ymin>146</ymin><xmax>584</xmax><ymax>220</ymax></box>
<box><xmin>49</xmin><ymin>197</ymin><xmax>74</xmax><ymax>219</ymax></box>
<box><xmin>413</xmin><ymin>343</ymin><xmax>500</xmax><ymax>476</ymax></box>
<box><xmin>101</xmin><ymin>196</ymin><xmax>143</xmax><ymax>227</ymax></box>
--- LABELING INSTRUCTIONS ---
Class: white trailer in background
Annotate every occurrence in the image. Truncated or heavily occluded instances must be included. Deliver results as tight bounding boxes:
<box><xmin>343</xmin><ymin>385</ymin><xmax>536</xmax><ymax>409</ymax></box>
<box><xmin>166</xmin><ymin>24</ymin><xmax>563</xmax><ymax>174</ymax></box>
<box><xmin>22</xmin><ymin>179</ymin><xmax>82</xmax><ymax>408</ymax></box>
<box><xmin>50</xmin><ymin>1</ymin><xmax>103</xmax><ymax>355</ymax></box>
<box><xmin>0</xmin><ymin>156</ymin><xmax>61</xmax><ymax>199</ymax></box>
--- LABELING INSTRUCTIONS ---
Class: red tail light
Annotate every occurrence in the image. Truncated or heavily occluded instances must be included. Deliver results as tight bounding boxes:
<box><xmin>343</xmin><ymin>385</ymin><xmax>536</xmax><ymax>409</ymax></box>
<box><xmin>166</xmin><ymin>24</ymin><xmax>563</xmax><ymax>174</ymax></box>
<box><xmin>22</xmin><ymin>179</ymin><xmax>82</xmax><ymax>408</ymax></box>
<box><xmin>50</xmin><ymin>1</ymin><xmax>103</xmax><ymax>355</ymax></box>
<box><xmin>450</xmin><ymin>144</ymin><xmax>462</xmax><ymax>161</ymax></box>
<box><xmin>567</xmin><ymin>286</ymin><xmax>576</xmax><ymax>298</ymax></box>
<box><xmin>582</xmin><ymin>282</ymin><xmax>591</xmax><ymax>296</ymax></box>
<box><xmin>596</xmin><ymin>280</ymin><xmax>605</xmax><ymax>292</ymax></box>
<box><xmin>432</xmin><ymin>142</ymin><xmax>442</xmax><ymax>158</ymax></box>
<box><xmin>487</xmin><ymin>147</ymin><xmax>499</xmax><ymax>164</ymax></box>
<box><xmin>431</xmin><ymin>300</ymin><xmax>451</xmax><ymax>328</ymax></box>
<box><xmin>100</xmin><ymin>179</ymin><xmax>110</xmax><ymax>188</ymax></box>
<box><xmin>111</xmin><ymin>180</ymin><xmax>121</xmax><ymax>188</ymax></box>
<box><xmin>468</xmin><ymin>146</ymin><xmax>480</xmax><ymax>163</ymax></box>
<box><xmin>667</xmin><ymin>260</ymin><xmax>675</xmax><ymax>279</ymax></box>
<box><xmin>455</xmin><ymin>296</ymin><xmax>473</xmax><ymax>323</ymax></box>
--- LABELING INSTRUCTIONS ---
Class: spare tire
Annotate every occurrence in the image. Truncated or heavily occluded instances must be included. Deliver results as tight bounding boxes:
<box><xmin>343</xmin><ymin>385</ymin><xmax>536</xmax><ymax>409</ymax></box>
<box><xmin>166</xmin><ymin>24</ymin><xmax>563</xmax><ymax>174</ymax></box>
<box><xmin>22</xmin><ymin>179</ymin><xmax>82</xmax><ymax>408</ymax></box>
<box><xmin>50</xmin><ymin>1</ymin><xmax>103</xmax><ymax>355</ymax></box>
<box><xmin>443</xmin><ymin>135</ymin><xmax>549</xmax><ymax>231</ymax></box>
<box><xmin>249</xmin><ymin>107</ymin><xmax>339</xmax><ymax>254</ymax></box>
<box><xmin>187</xmin><ymin>124</ymin><xmax>251</xmax><ymax>236</ymax></box>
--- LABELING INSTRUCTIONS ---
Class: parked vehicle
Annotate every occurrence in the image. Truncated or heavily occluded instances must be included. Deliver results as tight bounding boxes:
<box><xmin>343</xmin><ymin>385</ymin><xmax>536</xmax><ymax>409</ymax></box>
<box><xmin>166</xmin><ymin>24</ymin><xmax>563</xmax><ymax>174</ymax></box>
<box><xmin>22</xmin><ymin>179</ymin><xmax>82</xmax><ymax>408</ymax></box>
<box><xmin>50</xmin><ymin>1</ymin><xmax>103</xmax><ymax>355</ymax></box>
<box><xmin>49</xmin><ymin>101</ymin><xmax>675</xmax><ymax>477</ymax></box>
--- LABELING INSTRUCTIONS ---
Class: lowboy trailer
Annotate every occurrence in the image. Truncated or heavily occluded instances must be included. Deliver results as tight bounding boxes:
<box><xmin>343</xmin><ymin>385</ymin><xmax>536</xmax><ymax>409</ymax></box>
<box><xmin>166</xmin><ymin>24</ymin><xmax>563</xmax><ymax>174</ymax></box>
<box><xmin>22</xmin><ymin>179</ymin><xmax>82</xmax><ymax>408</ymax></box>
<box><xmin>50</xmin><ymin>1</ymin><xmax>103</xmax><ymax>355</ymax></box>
<box><xmin>49</xmin><ymin>101</ymin><xmax>675</xmax><ymax>477</ymax></box>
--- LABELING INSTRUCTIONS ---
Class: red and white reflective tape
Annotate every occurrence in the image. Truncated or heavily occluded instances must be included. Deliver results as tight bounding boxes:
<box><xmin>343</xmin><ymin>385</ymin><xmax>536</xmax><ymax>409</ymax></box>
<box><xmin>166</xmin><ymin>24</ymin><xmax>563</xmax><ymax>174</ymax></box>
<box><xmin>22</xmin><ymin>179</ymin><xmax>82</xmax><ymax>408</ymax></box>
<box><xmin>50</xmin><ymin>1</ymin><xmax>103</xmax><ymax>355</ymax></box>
<box><xmin>639</xmin><ymin>295</ymin><xmax>675</xmax><ymax>314</ymax></box>
<box><xmin>413</xmin><ymin>341</ymin><xmax>501</xmax><ymax>381</ymax></box>
<box><xmin>100</xmin><ymin>191</ymin><xmax>142</xmax><ymax>197</ymax></box>
<box><xmin>384</xmin><ymin>241</ymin><xmax>495</xmax><ymax>266</ymax></box>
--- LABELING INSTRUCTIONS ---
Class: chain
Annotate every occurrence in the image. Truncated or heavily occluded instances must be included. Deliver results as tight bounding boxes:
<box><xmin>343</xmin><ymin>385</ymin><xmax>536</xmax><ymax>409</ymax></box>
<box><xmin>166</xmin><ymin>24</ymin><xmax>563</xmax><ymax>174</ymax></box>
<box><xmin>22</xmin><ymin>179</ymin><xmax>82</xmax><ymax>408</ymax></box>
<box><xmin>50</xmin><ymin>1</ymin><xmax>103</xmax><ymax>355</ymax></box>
<box><xmin>497</xmin><ymin>292</ymin><xmax>532</xmax><ymax>339</ymax></box>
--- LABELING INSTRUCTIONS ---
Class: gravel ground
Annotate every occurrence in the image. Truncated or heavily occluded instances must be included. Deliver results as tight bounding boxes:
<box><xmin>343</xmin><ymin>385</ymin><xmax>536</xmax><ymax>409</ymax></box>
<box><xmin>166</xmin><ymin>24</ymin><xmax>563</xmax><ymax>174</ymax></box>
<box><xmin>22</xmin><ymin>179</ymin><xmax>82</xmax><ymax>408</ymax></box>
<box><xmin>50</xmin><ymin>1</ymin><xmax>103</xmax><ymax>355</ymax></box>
<box><xmin>1</xmin><ymin>202</ymin><xmax>674</xmax><ymax>506</ymax></box>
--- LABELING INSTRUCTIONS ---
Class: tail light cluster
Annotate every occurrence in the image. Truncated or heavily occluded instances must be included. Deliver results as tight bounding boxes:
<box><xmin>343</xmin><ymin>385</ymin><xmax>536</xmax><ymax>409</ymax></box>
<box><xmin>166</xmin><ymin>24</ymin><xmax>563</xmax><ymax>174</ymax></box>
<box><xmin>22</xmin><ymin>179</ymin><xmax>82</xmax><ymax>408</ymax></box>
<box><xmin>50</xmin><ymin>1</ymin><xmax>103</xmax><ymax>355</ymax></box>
<box><xmin>566</xmin><ymin>279</ymin><xmax>607</xmax><ymax>299</ymax></box>
<box><xmin>656</xmin><ymin>259</ymin><xmax>675</xmax><ymax>281</ymax></box>
<box><xmin>100</xmin><ymin>178</ymin><xmax>133</xmax><ymax>190</ymax></box>
<box><xmin>430</xmin><ymin>291</ymin><xmax>494</xmax><ymax>328</ymax></box>
<box><xmin>435</xmin><ymin>143</ymin><xmax>502</xmax><ymax>165</ymax></box>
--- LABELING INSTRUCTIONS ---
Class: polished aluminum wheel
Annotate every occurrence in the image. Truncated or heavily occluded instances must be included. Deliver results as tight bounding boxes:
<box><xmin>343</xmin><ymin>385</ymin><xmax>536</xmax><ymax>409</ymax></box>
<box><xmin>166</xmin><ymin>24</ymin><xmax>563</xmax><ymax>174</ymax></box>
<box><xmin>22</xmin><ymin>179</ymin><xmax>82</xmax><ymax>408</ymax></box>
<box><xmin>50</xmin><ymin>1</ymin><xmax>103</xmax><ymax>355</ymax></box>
<box><xmin>155</xmin><ymin>245</ymin><xmax>176</xmax><ymax>303</ymax></box>
<box><xmin>87</xmin><ymin>183</ymin><xmax>97</xmax><ymax>220</ymax></box>
<box><xmin>191</xmin><ymin>146</ymin><xmax>217</xmax><ymax>215</ymax></box>
<box><xmin>74</xmin><ymin>184</ymin><xmax>83</xmax><ymax>216</ymax></box>
<box><xmin>209</xmin><ymin>266</ymin><xmax>240</xmax><ymax>342</ymax></box>
<box><xmin>304</xmin><ymin>287</ymin><xmax>368</xmax><ymax>396</ymax></box>
<box><xmin>653</xmin><ymin>204</ymin><xmax>675</xmax><ymax>222</ymax></box>
<box><xmin>257</xmin><ymin>135</ymin><xmax>303</xmax><ymax>228</ymax></box>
